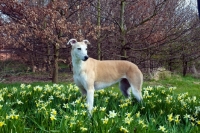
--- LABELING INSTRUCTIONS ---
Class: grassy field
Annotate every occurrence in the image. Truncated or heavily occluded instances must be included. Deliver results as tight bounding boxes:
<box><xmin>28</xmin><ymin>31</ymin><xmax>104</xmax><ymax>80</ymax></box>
<box><xmin>143</xmin><ymin>75</ymin><xmax>200</xmax><ymax>97</ymax></box>
<box><xmin>0</xmin><ymin>75</ymin><xmax>199</xmax><ymax>132</ymax></box>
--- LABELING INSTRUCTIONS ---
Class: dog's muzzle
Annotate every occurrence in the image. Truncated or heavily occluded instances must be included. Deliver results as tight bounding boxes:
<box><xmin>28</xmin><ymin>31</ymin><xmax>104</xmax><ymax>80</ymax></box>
<box><xmin>83</xmin><ymin>56</ymin><xmax>89</xmax><ymax>61</ymax></box>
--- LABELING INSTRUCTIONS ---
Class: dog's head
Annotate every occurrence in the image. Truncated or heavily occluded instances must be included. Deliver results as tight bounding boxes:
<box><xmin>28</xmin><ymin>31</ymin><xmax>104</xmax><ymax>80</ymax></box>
<box><xmin>67</xmin><ymin>39</ymin><xmax>90</xmax><ymax>61</ymax></box>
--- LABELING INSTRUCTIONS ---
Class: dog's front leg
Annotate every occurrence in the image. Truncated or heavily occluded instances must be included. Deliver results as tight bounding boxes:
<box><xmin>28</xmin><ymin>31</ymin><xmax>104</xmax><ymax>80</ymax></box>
<box><xmin>86</xmin><ymin>88</ymin><xmax>94</xmax><ymax>114</ymax></box>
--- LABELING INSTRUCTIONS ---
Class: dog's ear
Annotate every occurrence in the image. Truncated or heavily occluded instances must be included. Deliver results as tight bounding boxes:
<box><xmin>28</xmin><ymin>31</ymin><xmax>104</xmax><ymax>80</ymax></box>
<box><xmin>67</xmin><ymin>39</ymin><xmax>77</xmax><ymax>45</ymax></box>
<box><xmin>83</xmin><ymin>40</ymin><xmax>90</xmax><ymax>45</ymax></box>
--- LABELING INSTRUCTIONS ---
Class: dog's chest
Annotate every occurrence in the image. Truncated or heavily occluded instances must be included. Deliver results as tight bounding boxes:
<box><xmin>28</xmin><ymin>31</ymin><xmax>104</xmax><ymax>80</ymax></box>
<box><xmin>72</xmin><ymin>64</ymin><xmax>82</xmax><ymax>75</ymax></box>
<box><xmin>73</xmin><ymin>72</ymin><xmax>87</xmax><ymax>87</ymax></box>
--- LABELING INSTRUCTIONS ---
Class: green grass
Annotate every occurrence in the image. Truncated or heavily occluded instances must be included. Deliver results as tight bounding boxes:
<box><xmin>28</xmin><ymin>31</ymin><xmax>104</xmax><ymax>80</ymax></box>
<box><xmin>0</xmin><ymin>75</ymin><xmax>199</xmax><ymax>132</ymax></box>
<box><xmin>143</xmin><ymin>75</ymin><xmax>200</xmax><ymax>97</ymax></box>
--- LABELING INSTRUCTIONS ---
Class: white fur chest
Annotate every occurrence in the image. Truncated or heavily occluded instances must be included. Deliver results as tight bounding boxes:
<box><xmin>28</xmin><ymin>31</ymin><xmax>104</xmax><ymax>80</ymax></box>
<box><xmin>72</xmin><ymin>64</ymin><xmax>82</xmax><ymax>75</ymax></box>
<box><xmin>73</xmin><ymin>71</ymin><xmax>88</xmax><ymax>89</ymax></box>
<box><xmin>72</xmin><ymin>60</ymin><xmax>88</xmax><ymax>88</ymax></box>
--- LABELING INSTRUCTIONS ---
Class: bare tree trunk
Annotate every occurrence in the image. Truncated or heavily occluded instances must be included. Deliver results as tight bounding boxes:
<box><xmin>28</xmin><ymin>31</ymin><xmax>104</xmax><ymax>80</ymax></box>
<box><xmin>97</xmin><ymin>0</ymin><xmax>101</xmax><ymax>60</ymax></box>
<box><xmin>120</xmin><ymin>0</ymin><xmax>126</xmax><ymax>60</ymax></box>
<box><xmin>182</xmin><ymin>54</ymin><xmax>188</xmax><ymax>77</ymax></box>
<box><xmin>148</xmin><ymin>48</ymin><xmax>153</xmax><ymax>79</ymax></box>
<box><xmin>52</xmin><ymin>43</ymin><xmax>59</xmax><ymax>83</ymax></box>
<box><xmin>31</xmin><ymin>56</ymin><xmax>36</xmax><ymax>73</ymax></box>
<box><xmin>46</xmin><ymin>43</ymin><xmax>51</xmax><ymax>72</ymax></box>
<box><xmin>77</xmin><ymin>5</ymin><xmax>83</xmax><ymax>40</ymax></box>
<box><xmin>168</xmin><ymin>45</ymin><xmax>173</xmax><ymax>71</ymax></box>
<box><xmin>191</xmin><ymin>62</ymin><xmax>198</xmax><ymax>75</ymax></box>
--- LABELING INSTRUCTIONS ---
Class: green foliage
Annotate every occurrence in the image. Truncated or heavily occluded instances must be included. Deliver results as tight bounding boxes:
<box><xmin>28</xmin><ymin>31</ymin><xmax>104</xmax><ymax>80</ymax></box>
<box><xmin>0</xmin><ymin>83</ymin><xmax>199</xmax><ymax>133</ymax></box>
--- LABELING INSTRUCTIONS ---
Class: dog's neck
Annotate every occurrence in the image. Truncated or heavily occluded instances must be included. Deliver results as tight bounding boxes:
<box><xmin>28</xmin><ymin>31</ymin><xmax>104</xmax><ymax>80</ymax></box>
<box><xmin>71</xmin><ymin>52</ymin><xmax>84</xmax><ymax>74</ymax></box>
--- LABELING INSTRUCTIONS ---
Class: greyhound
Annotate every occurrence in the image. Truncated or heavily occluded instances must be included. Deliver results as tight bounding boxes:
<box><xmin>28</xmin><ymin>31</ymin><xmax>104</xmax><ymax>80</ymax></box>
<box><xmin>67</xmin><ymin>39</ymin><xmax>143</xmax><ymax>114</ymax></box>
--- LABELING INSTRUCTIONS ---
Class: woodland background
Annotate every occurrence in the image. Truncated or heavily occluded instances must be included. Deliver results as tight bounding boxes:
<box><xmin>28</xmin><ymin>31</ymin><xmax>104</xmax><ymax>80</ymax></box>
<box><xmin>0</xmin><ymin>0</ymin><xmax>200</xmax><ymax>83</ymax></box>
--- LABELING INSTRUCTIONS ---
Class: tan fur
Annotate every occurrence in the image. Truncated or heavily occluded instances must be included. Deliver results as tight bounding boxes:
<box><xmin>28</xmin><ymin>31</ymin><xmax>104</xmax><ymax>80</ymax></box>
<box><xmin>67</xmin><ymin>39</ymin><xmax>143</xmax><ymax>114</ymax></box>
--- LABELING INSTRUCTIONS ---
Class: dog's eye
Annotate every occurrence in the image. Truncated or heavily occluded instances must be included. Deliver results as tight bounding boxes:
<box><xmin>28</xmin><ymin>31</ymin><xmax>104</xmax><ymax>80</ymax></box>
<box><xmin>77</xmin><ymin>48</ymin><xmax>81</xmax><ymax>50</ymax></box>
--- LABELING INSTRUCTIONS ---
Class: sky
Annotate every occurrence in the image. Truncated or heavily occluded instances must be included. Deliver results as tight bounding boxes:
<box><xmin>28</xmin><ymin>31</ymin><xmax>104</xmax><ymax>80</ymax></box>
<box><xmin>185</xmin><ymin>0</ymin><xmax>198</xmax><ymax>9</ymax></box>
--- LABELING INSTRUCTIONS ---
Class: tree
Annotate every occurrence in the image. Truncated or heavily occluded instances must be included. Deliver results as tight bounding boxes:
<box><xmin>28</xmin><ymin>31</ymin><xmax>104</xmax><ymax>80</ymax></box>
<box><xmin>0</xmin><ymin>0</ymin><xmax>93</xmax><ymax>83</ymax></box>
<box><xmin>1</xmin><ymin>0</ymin><xmax>199</xmax><ymax>81</ymax></box>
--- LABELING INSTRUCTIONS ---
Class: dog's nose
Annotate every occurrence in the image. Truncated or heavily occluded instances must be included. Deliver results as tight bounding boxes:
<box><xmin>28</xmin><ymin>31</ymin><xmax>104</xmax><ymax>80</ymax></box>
<box><xmin>83</xmin><ymin>56</ymin><xmax>89</xmax><ymax>61</ymax></box>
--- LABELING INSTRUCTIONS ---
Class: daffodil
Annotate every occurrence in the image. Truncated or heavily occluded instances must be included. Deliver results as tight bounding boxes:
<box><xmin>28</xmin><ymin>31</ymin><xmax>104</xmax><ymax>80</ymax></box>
<box><xmin>6</xmin><ymin>115</ymin><xmax>10</xmax><ymax>119</ymax></box>
<box><xmin>34</xmin><ymin>85</ymin><xmax>43</xmax><ymax>91</ymax></box>
<box><xmin>125</xmin><ymin>112</ymin><xmax>131</xmax><ymax>117</ymax></box>
<box><xmin>73</xmin><ymin>110</ymin><xmax>78</xmax><ymax>116</ymax></box>
<box><xmin>136</xmin><ymin>111</ymin><xmax>140</xmax><ymax>118</ymax></box>
<box><xmin>93</xmin><ymin>106</ymin><xmax>97</xmax><ymax>112</ymax></box>
<box><xmin>12</xmin><ymin>87</ymin><xmax>18</xmax><ymax>93</ymax></box>
<box><xmin>17</xmin><ymin>99</ymin><xmax>23</xmax><ymax>104</ymax></box>
<box><xmin>63</xmin><ymin>103</ymin><xmax>69</xmax><ymax>108</ymax></box>
<box><xmin>81</xmin><ymin>110</ymin><xmax>87</xmax><ymax>116</ymax></box>
<box><xmin>20</xmin><ymin>84</ymin><xmax>26</xmax><ymax>89</ymax></box>
<box><xmin>138</xmin><ymin>119</ymin><xmax>144</xmax><ymax>125</ymax></box>
<box><xmin>166</xmin><ymin>95</ymin><xmax>173</xmax><ymax>104</ymax></box>
<box><xmin>101</xmin><ymin>117</ymin><xmax>109</xmax><ymax>124</ymax></box>
<box><xmin>48</xmin><ymin>95</ymin><xmax>54</xmax><ymax>100</ymax></box>
<box><xmin>14</xmin><ymin>114</ymin><xmax>19</xmax><ymax>119</ymax></box>
<box><xmin>142</xmin><ymin>124</ymin><xmax>148</xmax><ymax>128</ymax></box>
<box><xmin>80</xmin><ymin>103</ymin><xmax>85</xmax><ymax>108</ymax></box>
<box><xmin>119</xmin><ymin>104</ymin><xmax>125</xmax><ymax>108</ymax></box>
<box><xmin>108</xmin><ymin>110</ymin><xmax>117</xmax><ymax>118</ymax></box>
<box><xmin>69</xmin><ymin>122</ymin><xmax>76</xmax><ymax>128</ymax></box>
<box><xmin>100</xmin><ymin>107</ymin><xmax>106</xmax><ymax>112</ymax></box>
<box><xmin>158</xmin><ymin>125</ymin><xmax>167</xmax><ymax>133</ymax></box>
<box><xmin>27</xmin><ymin>84</ymin><xmax>31</xmax><ymax>88</ymax></box>
<box><xmin>75</xmin><ymin>98</ymin><xmax>81</xmax><ymax>104</ymax></box>
<box><xmin>51</xmin><ymin>109</ymin><xmax>57</xmax><ymax>115</ymax></box>
<box><xmin>120</xmin><ymin>126</ymin><xmax>129</xmax><ymax>133</ymax></box>
<box><xmin>64</xmin><ymin>115</ymin><xmax>69</xmax><ymax>119</ymax></box>
<box><xmin>174</xmin><ymin>115</ymin><xmax>180</xmax><ymax>124</ymax></box>
<box><xmin>0</xmin><ymin>121</ymin><xmax>5</xmax><ymax>127</ymax></box>
<box><xmin>196</xmin><ymin>120</ymin><xmax>200</xmax><ymax>125</ymax></box>
<box><xmin>105</xmin><ymin>97</ymin><xmax>109</xmax><ymax>103</ymax></box>
<box><xmin>70</xmin><ymin>101</ymin><xmax>76</xmax><ymax>107</ymax></box>
<box><xmin>0</xmin><ymin>94</ymin><xmax>4</xmax><ymax>101</ymax></box>
<box><xmin>167</xmin><ymin>113</ymin><xmax>173</xmax><ymax>122</ymax></box>
<box><xmin>80</xmin><ymin>127</ymin><xmax>88</xmax><ymax>131</ymax></box>
<box><xmin>99</xmin><ymin>90</ymin><xmax>105</xmax><ymax>94</ymax></box>
<box><xmin>184</xmin><ymin>114</ymin><xmax>190</xmax><ymax>119</ymax></box>
<box><xmin>50</xmin><ymin>114</ymin><xmax>56</xmax><ymax>121</ymax></box>
<box><xmin>124</xmin><ymin>116</ymin><xmax>133</xmax><ymax>125</ymax></box>
<box><xmin>190</xmin><ymin>116</ymin><xmax>196</xmax><ymax>121</ymax></box>
<box><xmin>169</xmin><ymin>87</ymin><xmax>176</xmax><ymax>92</ymax></box>
<box><xmin>158</xmin><ymin>99</ymin><xmax>162</xmax><ymax>103</ymax></box>
<box><xmin>59</xmin><ymin>93</ymin><xmax>66</xmax><ymax>100</ymax></box>
<box><xmin>161</xmin><ymin>90</ymin><xmax>165</xmax><ymax>94</ymax></box>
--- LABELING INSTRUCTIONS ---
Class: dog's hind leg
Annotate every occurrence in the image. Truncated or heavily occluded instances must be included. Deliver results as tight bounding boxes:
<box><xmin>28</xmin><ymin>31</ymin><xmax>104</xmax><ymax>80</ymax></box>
<box><xmin>130</xmin><ymin>85</ymin><xmax>143</xmax><ymax>102</ymax></box>
<box><xmin>119</xmin><ymin>78</ymin><xmax>131</xmax><ymax>98</ymax></box>
<box><xmin>126</xmin><ymin>73</ymin><xmax>143</xmax><ymax>102</ymax></box>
